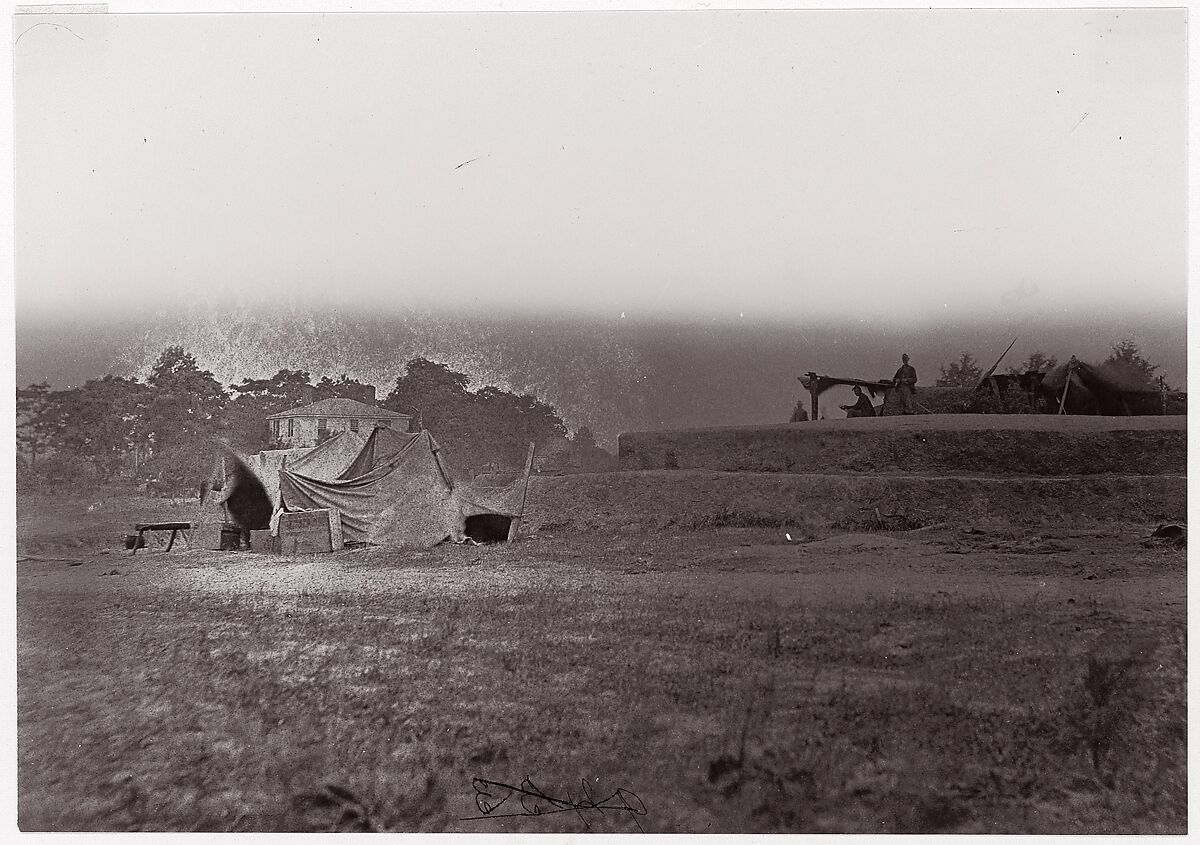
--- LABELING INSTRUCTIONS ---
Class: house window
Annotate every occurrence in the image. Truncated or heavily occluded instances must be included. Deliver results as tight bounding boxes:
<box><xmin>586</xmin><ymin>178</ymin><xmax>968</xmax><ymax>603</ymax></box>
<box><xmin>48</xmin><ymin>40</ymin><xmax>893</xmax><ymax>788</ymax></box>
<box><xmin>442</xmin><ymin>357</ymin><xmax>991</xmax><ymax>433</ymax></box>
<box><xmin>288</xmin><ymin>418</ymin><xmax>294</xmax><ymax>437</ymax></box>
<box><xmin>273</xmin><ymin>419</ymin><xmax>280</xmax><ymax>438</ymax></box>
<box><xmin>350</xmin><ymin>419</ymin><xmax>359</xmax><ymax>432</ymax></box>
<box><xmin>318</xmin><ymin>418</ymin><xmax>328</xmax><ymax>433</ymax></box>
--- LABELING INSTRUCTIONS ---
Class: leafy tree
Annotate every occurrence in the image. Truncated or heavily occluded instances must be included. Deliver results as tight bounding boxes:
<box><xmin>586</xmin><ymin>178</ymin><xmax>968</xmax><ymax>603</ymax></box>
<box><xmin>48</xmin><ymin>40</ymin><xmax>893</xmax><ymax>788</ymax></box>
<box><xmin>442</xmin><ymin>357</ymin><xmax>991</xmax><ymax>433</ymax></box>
<box><xmin>145</xmin><ymin>347</ymin><xmax>228</xmax><ymax>439</ymax></box>
<box><xmin>16</xmin><ymin>382</ymin><xmax>59</xmax><ymax>466</ymax></box>
<box><xmin>28</xmin><ymin>451</ymin><xmax>96</xmax><ymax>491</ymax></box>
<box><xmin>1102</xmin><ymin>338</ymin><xmax>1161</xmax><ymax>389</ymax></box>
<box><xmin>384</xmin><ymin>358</ymin><xmax>570</xmax><ymax>470</ymax></box>
<box><xmin>383</xmin><ymin>358</ymin><xmax>474</xmax><ymax>431</ymax></box>
<box><xmin>230</xmin><ymin>369</ymin><xmax>314</xmax><ymax>413</ymax></box>
<box><xmin>313</xmin><ymin>374</ymin><xmax>376</xmax><ymax>403</ymax></box>
<box><xmin>471</xmin><ymin>386</ymin><xmax>567</xmax><ymax>467</ymax></box>
<box><xmin>571</xmin><ymin>425</ymin><xmax>597</xmax><ymax>450</ymax></box>
<box><xmin>566</xmin><ymin>424</ymin><xmax>616</xmax><ymax>471</ymax></box>
<box><xmin>142</xmin><ymin>347</ymin><xmax>230</xmax><ymax>483</ymax></box>
<box><xmin>1006</xmin><ymin>351</ymin><xmax>1058</xmax><ymax>375</ymax></box>
<box><xmin>482</xmin><ymin>389</ymin><xmax>567</xmax><ymax>444</ymax></box>
<box><xmin>227</xmin><ymin>369</ymin><xmax>314</xmax><ymax>450</ymax></box>
<box><xmin>54</xmin><ymin>376</ymin><xmax>149</xmax><ymax>482</ymax></box>
<box><xmin>513</xmin><ymin>393</ymin><xmax>568</xmax><ymax>445</ymax></box>
<box><xmin>936</xmin><ymin>352</ymin><xmax>983</xmax><ymax>388</ymax></box>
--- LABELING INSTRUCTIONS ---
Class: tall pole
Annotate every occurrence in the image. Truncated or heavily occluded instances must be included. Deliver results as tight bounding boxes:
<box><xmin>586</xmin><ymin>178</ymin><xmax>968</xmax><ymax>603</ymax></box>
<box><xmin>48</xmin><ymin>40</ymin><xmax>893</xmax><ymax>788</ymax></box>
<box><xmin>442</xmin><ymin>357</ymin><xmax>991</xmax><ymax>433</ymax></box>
<box><xmin>507</xmin><ymin>441</ymin><xmax>537</xmax><ymax>543</ymax></box>
<box><xmin>1057</xmin><ymin>358</ymin><xmax>1075</xmax><ymax>415</ymax></box>
<box><xmin>979</xmin><ymin>337</ymin><xmax>1019</xmax><ymax>384</ymax></box>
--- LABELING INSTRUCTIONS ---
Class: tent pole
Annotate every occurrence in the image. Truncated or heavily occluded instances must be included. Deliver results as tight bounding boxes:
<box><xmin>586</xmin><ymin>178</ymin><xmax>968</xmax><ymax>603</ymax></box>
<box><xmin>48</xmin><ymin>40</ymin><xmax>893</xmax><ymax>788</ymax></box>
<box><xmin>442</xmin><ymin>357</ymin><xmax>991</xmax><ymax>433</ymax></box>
<box><xmin>1057</xmin><ymin>359</ymin><xmax>1074</xmax><ymax>415</ymax></box>
<box><xmin>508</xmin><ymin>441</ymin><xmax>536</xmax><ymax>543</ymax></box>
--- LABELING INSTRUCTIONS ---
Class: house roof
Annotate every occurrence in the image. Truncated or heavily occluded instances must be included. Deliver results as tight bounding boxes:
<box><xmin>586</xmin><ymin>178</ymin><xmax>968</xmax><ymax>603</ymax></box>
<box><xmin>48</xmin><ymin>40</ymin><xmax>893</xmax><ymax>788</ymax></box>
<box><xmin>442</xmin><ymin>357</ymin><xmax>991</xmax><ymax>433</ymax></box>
<box><xmin>266</xmin><ymin>398</ymin><xmax>411</xmax><ymax>420</ymax></box>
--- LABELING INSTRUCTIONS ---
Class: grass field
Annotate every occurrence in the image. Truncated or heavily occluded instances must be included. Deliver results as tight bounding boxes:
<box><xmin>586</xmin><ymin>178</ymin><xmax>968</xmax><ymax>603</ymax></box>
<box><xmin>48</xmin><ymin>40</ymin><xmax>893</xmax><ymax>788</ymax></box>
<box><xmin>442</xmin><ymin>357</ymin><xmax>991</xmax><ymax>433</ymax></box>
<box><xmin>16</xmin><ymin>491</ymin><xmax>1186</xmax><ymax>833</ymax></box>
<box><xmin>618</xmin><ymin>413</ymin><xmax>1187</xmax><ymax>476</ymax></box>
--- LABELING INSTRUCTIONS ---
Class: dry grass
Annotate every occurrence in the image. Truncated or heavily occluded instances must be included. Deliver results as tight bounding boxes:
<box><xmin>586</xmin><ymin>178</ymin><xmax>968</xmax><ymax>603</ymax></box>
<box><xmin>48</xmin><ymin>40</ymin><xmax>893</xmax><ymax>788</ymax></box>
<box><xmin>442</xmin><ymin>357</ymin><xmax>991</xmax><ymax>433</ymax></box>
<box><xmin>18</xmin><ymin>530</ymin><xmax>1186</xmax><ymax>834</ymax></box>
<box><xmin>526</xmin><ymin>470</ymin><xmax>1185</xmax><ymax>534</ymax></box>
<box><xmin>617</xmin><ymin>414</ymin><xmax>1186</xmax><ymax>477</ymax></box>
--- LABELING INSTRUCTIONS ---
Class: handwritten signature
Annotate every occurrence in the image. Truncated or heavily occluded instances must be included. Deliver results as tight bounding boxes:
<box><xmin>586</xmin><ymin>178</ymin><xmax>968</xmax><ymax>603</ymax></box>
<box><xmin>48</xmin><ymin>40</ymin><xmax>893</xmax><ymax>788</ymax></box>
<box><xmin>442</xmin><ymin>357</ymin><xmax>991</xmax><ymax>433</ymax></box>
<box><xmin>461</xmin><ymin>777</ymin><xmax>647</xmax><ymax>831</ymax></box>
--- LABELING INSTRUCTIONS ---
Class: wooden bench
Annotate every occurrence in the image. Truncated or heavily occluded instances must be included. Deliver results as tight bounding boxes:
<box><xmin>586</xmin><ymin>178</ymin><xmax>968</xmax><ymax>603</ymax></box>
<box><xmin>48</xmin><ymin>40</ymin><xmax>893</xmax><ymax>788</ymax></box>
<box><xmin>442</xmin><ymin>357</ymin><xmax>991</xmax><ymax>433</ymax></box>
<box><xmin>131</xmin><ymin>522</ymin><xmax>193</xmax><ymax>554</ymax></box>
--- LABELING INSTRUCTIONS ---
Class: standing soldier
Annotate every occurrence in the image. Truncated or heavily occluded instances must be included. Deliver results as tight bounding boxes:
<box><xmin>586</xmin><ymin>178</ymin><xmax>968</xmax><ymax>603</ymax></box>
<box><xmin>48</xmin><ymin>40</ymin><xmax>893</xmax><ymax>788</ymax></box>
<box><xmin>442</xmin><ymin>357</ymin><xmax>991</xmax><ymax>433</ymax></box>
<box><xmin>893</xmin><ymin>353</ymin><xmax>918</xmax><ymax>414</ymax></box>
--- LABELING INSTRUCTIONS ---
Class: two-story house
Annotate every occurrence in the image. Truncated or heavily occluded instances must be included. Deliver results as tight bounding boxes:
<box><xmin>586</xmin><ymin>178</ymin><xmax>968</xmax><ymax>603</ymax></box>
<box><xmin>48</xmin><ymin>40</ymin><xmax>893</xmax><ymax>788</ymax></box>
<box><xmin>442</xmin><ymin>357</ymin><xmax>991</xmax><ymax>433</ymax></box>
<box><xmin>267</xmin><ymin>398</ymin><xmax>413</xmax><ymax>448</ymax></box>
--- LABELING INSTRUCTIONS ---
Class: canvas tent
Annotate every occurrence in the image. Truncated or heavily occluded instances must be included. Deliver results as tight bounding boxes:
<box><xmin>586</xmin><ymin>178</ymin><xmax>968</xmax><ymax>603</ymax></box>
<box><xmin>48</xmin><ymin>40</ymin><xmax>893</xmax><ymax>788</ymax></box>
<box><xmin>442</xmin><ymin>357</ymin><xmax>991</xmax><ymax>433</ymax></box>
<box><xmin>255</xmin><ymin>447</ymin><xmax>312</xmax><ymax>506</ymax></box>
<box><xmin>286</xmin><ymin>429</ymin><xmax>369</xmax><ymax>479</ymax></box>
<box><xmin>277</xmin><ymin>429</ymin><xmax>529</xmax><ymax>548</ymax></box>
<box><xmin>255</xmin><ymin>429</ymin><xmax>385</xmax><ymax>506</ymax></box>
<box><xmin>335</xmin><ymin>425</ymin><xmax>419</xmax><ymax>480</ymax></box>
<box><xmin>1039</xmin><ymin>358</ymin><xmax>1159</xmax><ymax>415</ymax></box>
<box><xmin>185</xmin><ymin>447</ymin><xmax>276</xmax><ymax>548</ymax></box>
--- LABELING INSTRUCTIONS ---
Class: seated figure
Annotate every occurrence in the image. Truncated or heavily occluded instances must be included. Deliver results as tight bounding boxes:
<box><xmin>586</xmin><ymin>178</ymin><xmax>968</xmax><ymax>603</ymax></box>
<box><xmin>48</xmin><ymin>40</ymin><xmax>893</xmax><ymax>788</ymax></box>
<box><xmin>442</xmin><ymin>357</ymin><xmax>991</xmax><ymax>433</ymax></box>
<box><xmin>839</xmin><ymin>385</ymin><xmax>877</xmax><ymax>419</ymax></box>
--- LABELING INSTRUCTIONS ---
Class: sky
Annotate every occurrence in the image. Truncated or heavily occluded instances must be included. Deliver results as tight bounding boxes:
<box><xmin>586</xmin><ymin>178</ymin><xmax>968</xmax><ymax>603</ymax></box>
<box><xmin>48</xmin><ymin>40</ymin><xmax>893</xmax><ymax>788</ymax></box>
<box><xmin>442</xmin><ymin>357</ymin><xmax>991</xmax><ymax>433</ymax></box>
<box><xmin>13</xmin><ymin>6</ymin><xmax>1187</xmax><ymax>326</ymax></box>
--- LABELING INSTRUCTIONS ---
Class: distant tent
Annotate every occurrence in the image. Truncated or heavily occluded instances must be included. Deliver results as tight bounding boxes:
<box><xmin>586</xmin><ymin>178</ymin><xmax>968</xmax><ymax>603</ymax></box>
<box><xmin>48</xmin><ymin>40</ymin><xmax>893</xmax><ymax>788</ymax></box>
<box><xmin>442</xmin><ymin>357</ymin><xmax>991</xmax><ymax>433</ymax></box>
<box><xmin>1040</xmin><ymin>359</ymin><xmax>1147</xmax><ymax>415</ymax></box>
<box><xmin>277</xmin><ymin>430</ymin><xmax>529</xmax><ymax>548</ymax></box>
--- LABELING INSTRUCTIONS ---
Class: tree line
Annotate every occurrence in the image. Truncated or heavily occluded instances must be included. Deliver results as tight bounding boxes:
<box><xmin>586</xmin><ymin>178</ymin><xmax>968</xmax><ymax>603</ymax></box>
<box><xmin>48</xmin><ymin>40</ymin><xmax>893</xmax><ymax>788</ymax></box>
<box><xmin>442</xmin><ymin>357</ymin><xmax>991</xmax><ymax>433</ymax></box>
<box><xmin>934</xmin><ymin>339</ymin><xmax>1166</xmax><ymax>389</ymax></box>
<box><xmin>17</xmin><ymin>347</ymin><xmax>601</xmax><ymax>491</ymax></box>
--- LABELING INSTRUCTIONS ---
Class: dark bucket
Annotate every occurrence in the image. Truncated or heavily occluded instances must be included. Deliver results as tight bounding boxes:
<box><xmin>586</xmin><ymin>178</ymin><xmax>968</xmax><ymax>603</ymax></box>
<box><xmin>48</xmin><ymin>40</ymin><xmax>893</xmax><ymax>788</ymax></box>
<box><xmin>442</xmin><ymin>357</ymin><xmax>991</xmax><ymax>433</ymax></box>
<box><xmin>220</xmin><ymin>524</ymin><xmax>244</xmax><ymax>551</ymax></box>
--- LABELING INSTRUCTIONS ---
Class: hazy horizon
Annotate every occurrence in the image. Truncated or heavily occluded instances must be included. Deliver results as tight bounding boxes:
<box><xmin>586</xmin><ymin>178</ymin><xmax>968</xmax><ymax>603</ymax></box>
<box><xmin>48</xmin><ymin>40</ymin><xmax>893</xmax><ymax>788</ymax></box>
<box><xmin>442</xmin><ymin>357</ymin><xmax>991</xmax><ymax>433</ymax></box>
<box><xmin>16</xmin><ymin>302</ymin><xmax>1187</xmax><ymax>383</ymax></box>
<box><xmin>16</xmin><ymin>304</ymin><xmax>1187</xmax><ymax>449</ymax></box>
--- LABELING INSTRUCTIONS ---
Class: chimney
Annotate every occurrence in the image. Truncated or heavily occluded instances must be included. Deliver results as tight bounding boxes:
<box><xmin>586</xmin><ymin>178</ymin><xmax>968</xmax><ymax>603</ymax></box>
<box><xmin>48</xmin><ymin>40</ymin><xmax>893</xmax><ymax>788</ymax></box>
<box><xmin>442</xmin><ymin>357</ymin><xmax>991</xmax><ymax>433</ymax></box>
<box><xmin>364</xmin><ymin>384</ymin><xmax>376</xmax><ymax>405</ymax></box>
<box><xmin>300</xmin><ymin>384</ymin><xmax>316</xmax><ymax>405</ymax></box>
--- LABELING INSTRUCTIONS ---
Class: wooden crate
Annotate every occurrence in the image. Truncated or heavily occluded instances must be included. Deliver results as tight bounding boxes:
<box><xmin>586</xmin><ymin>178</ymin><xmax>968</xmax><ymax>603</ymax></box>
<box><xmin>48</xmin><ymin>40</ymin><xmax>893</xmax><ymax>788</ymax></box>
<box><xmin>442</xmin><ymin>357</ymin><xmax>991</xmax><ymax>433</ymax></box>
<box><xmin>276</xmin><ymin>508</ymin><xmax>342</xmax><ymax>555</ymax></box>
<box><xmin>249</xmin><ymin>529</ymin><xmax>279</xmax><ymax>554</ymax></box>
<box><xmin>191</xmin><ymin>522</ymin><xmax>243</xmax><ymax>551</ymax></box>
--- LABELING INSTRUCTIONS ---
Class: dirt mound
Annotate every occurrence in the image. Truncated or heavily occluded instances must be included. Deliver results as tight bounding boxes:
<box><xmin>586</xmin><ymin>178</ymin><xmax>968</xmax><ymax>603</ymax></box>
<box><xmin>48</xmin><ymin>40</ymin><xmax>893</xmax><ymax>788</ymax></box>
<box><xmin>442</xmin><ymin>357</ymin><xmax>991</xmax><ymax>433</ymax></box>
<box><xmin>618</xmin><ymin>415</ymin><xmax>1184</xmax><ymax>476</ymax></box>
<box><xmin>524</xmin><ymin>471</ymin><xmax>1184</xmax><ymax>535</ymax></box>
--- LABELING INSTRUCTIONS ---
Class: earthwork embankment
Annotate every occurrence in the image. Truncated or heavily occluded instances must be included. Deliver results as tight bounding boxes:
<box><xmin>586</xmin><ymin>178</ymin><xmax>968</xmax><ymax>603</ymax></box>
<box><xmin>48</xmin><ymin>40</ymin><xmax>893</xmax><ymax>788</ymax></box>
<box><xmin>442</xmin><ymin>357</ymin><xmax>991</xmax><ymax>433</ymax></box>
<box><xmin>521</xmin><ymin>416</ymin><xmax>1185</xmax><ymax>533</ymax></box>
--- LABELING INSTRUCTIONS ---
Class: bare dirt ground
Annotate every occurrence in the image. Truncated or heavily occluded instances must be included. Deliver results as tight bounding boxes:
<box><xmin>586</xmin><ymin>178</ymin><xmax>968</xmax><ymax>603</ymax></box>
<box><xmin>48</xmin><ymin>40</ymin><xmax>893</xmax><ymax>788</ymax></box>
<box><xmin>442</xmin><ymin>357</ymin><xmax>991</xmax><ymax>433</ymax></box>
<box><xmin>16</xmin><ymin>491</ymin><xmax>1185</xmax><ymax>833</ymax></box>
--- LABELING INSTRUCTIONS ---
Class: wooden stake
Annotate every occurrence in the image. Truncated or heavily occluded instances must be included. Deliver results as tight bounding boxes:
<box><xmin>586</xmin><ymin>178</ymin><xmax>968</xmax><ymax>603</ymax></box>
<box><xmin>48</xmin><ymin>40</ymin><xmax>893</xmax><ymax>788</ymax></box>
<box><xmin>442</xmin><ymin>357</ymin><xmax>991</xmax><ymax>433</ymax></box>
<box><xmin>1057</xmin><ymin>360</ymin><xmax>1074</xmax><ymax>415</ymax></box>
<box><xmin>806</xmin><ymin>372</ymin><xmax>820</xmax><ymax>422</ymax></box>
<box><xmin>507</xmin><ymin>441</ymin><xmax>537</xmax><ymax>543</ymax></box>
